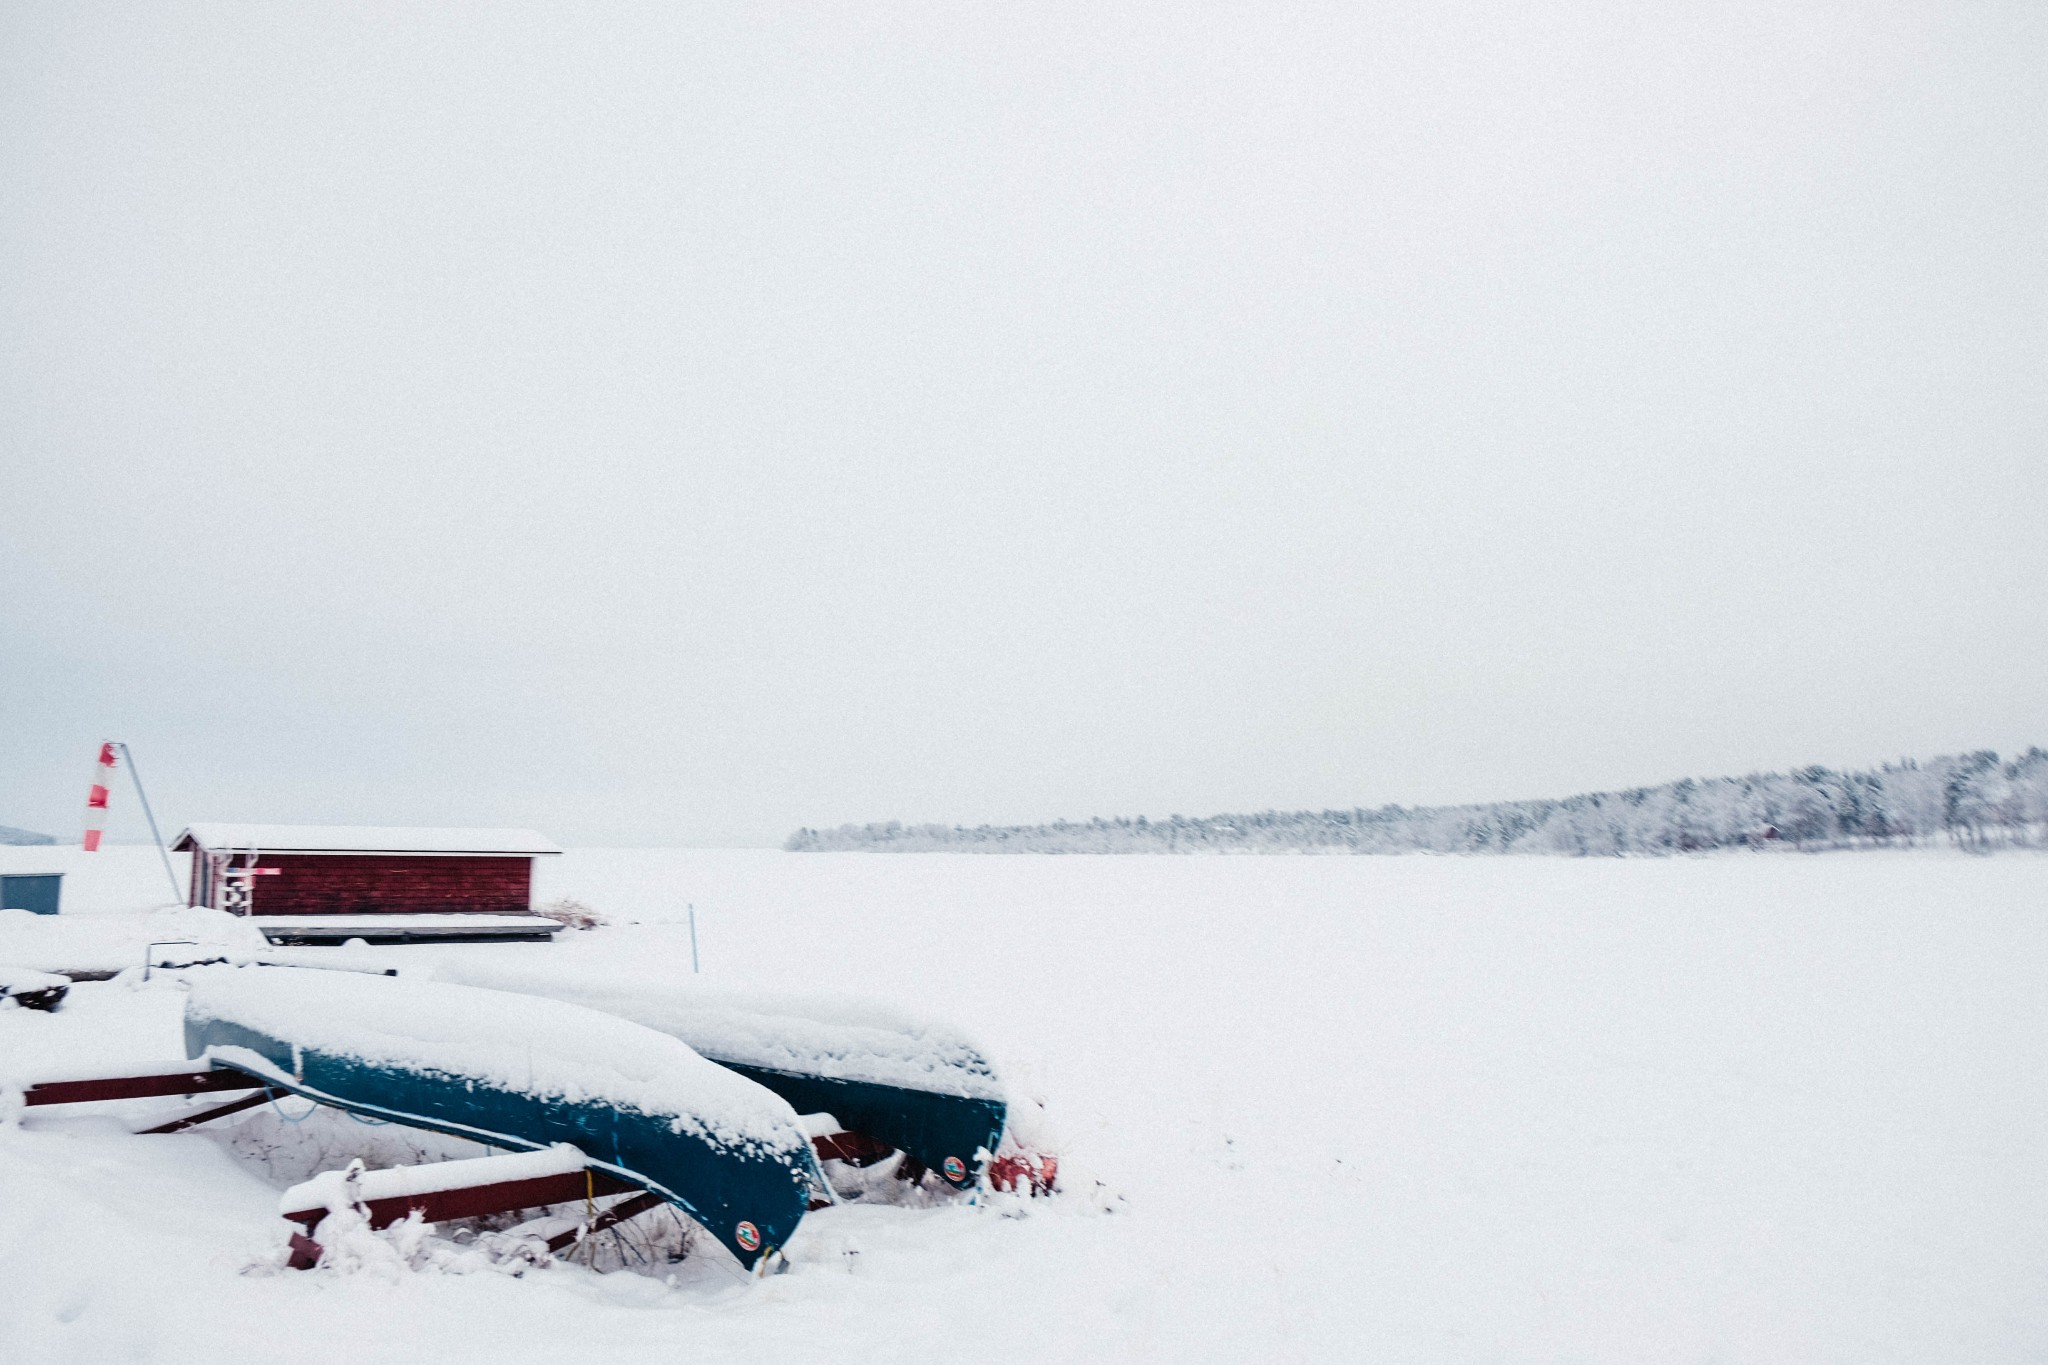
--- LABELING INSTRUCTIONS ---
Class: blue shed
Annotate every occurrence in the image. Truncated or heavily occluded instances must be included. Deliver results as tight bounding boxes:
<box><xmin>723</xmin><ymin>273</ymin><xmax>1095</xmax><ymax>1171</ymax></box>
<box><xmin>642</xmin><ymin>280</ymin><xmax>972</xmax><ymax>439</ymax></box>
<box><xmin>1</xmin><ymin>873</ymin><xmax>63</xmax><ymax>915</ymax></box>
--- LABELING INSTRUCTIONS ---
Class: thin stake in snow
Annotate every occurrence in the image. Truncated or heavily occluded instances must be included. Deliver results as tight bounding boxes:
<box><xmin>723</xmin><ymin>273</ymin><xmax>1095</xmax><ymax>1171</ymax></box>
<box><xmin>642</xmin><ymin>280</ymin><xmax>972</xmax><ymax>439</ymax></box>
<box><xmin>689</xmin><ymin>903</ymin><xmax>700</xmax><ymax>974</ymax></box>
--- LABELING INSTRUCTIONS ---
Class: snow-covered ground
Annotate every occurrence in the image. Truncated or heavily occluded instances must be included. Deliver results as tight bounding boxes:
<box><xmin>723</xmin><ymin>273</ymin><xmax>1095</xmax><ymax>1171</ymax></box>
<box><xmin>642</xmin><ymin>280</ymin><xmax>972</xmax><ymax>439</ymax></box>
<box><xmin>4</xmin><ymin>846</ymin><xmax>2046</xmax><ymax>1362</ymax></box>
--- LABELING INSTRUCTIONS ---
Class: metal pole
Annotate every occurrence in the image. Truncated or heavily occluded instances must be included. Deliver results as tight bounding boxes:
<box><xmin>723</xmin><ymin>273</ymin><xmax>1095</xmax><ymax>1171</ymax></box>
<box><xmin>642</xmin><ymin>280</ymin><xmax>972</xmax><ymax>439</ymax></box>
<box><xmin>116</xmin><ymin>743</ymin><xmax>185</xmax><ymax>907</ymax></box>
<box><xmin>688</xmin><ymin>903</ymin><xmax>699</xmax><ymax>974</ymax></box>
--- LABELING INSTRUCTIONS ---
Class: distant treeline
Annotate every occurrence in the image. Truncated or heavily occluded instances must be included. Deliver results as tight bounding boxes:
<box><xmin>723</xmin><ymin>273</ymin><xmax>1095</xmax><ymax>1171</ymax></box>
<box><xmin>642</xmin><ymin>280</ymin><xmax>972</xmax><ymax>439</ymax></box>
<box><xmin>787</xmin><ymin>749</ymin><xmax>2048</xmax><ymax>856</ymax></box>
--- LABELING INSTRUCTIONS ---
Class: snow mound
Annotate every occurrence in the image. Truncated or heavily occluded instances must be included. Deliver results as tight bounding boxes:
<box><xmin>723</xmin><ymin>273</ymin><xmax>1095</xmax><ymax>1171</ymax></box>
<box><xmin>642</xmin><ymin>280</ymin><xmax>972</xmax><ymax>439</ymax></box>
<box><xmin>0</xmin><ymin>902</ymin><xmax>268</xmax><ymax>975</ymax></box>
<box><xmin>0</xmin><ymin>967</ymin><xmax>70</xmax><ymax>995</ymax></box>
<box><xmin>147</xmin><ymin>904</ymin><xmax>271</xmax><ymax>956</ymax></box>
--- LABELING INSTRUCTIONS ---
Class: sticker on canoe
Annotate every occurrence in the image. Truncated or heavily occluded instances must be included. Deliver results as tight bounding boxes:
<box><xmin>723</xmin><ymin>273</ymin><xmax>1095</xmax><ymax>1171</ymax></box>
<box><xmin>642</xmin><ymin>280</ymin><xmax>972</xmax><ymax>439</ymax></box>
<box><xmin>734</xmin><ymin>1221</ymin><xmax>761</xmax><ymax>1253</ymax></box>
<box><xmin>942</xmin><ymin>1156</ymin><xmax>967</xmax><ymax>1183</ymax></box>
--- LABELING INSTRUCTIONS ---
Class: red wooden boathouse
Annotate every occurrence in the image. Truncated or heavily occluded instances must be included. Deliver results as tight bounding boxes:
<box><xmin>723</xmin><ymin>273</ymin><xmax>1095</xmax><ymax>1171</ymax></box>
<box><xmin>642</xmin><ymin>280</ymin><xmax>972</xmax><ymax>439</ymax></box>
<box><xmin>170</xmin><ymin>825</ymin><xmax>563</xmax><ymax>940</ymax></box>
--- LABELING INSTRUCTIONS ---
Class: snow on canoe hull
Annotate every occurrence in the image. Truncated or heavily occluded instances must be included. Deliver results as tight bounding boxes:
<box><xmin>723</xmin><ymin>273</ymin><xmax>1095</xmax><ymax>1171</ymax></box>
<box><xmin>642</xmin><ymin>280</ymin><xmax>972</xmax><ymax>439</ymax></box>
<box><xmin>183</xmin><ymin>968</ymin><xmax>816</xmax><ymax>1269</ymax></box>
<box><xmin>418</xmin><ymin>961</ymin><xmax>1010</xmax><ymax>1187</ymax></box>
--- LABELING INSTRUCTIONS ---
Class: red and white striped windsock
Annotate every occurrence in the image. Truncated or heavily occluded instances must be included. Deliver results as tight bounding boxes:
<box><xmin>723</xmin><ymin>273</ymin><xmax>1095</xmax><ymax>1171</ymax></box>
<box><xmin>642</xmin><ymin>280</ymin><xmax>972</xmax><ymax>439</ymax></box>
<box><xmin>83</xmin><ymin>741</ymin><xmax>117</xmax><ymax>851</ymax></box>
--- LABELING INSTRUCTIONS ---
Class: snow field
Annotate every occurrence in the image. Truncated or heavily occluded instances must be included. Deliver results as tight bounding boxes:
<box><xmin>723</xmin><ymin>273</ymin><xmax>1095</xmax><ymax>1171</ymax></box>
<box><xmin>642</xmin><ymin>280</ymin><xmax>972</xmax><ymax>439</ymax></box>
<box><xmin>4</xmin><ymin>847</ymin><xmax>2047</xmax><ymax>1362</ymax></box>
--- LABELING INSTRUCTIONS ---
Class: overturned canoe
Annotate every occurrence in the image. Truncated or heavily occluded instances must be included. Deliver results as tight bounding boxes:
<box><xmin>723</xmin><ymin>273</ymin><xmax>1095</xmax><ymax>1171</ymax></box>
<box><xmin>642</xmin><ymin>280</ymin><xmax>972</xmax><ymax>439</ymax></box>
<box><xmin>183</xmin><ymin>966</ymin><xmax>818</xmax><ymax>1269</ymax></box>
<box><xmin>423</xmin><ymin>960</ymin><xmax>1009</xmax><ymax>1189</ymax></box>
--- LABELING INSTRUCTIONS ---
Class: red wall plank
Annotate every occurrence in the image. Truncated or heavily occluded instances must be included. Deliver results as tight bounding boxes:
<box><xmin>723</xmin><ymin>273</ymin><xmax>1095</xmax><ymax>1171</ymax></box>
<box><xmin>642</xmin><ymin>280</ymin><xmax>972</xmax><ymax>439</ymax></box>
<box><xmin>247</xmin><ymin>855</ymin><xmax>533</xmax><ymax>916</ymax></box>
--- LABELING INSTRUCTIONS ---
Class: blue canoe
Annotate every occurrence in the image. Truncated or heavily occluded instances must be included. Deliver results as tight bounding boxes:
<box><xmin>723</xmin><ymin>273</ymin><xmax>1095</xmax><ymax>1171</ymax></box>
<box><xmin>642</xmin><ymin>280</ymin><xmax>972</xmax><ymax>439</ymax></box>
<box><xmin>184</xmin><ymin>966</ymin><xmax>820</xmax><ymax>1269</ymax></box>
<box><xmin>422</xmin><ymin>963</ymin><xmax>1010</xmax><ymax>1189</ymax></box>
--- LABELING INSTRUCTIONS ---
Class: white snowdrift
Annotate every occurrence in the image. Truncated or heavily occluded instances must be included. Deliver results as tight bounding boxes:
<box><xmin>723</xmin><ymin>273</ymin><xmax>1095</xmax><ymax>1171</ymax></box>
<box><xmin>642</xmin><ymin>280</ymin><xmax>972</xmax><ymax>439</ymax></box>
<box><xmin>0</xmin><ymin>902</ymin><xmax>269</xmax><ymax>975</ymax></box>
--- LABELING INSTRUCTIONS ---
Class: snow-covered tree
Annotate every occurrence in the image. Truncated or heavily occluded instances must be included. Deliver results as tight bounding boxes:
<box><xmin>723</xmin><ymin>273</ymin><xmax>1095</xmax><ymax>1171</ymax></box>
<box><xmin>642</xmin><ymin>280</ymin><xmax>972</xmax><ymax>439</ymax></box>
<box><xmin>784</xmin><ymin>749</ymin><xmax>2048</xmax><ymax>856</ymax></box>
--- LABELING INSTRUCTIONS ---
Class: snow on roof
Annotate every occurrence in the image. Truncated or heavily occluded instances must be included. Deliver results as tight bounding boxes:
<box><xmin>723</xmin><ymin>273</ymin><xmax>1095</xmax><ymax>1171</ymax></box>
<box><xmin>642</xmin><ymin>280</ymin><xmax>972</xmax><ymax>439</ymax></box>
<box><xmin>171</xmin><ymin>824</ymin><xmax>562</xmax><ymax>856</ymax></box>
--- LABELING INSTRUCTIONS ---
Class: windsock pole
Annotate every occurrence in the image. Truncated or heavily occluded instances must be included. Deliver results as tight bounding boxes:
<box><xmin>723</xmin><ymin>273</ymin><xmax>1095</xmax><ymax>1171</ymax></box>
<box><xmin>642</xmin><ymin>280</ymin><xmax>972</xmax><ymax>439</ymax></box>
<box><xmin>116</xmin><ymin>743</ymin><xmax>185</xmax><ymax>907</ymax></box>
<box><xmin>82</xmin><ymin>742</ymin><xmax>116</xmax><ymax>852</ymax></box>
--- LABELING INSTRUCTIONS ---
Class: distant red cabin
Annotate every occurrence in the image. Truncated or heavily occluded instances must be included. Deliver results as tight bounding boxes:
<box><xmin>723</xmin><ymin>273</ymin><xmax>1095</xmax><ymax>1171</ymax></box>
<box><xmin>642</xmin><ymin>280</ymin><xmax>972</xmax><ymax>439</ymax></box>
<box><xmin>170</xmin><ymin>824</ymin><xmax>563</xmax><ymax>919</ymax></box>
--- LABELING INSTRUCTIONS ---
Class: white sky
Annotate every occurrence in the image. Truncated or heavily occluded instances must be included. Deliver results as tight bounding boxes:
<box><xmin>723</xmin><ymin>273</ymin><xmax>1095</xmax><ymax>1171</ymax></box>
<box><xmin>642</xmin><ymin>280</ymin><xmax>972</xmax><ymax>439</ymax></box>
<box><xmin>3</xmin><ymin>2</ymin><xmax>2044</xmax><ymax>846</ymax></box>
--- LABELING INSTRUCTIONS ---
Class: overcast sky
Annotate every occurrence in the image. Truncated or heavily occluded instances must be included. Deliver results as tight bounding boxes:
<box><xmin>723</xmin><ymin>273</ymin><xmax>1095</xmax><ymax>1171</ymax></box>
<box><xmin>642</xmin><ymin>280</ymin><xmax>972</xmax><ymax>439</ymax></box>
<box><xmin>3</xmin><ymin>2</ymin><xmax>2043</xmax><ymax>846</ymax></box>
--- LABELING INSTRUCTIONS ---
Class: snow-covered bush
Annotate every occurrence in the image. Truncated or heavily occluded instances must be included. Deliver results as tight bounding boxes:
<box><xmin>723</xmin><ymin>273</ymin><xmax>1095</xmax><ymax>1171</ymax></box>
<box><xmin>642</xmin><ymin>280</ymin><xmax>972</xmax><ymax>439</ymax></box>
<box><xmin>536</xmin><ymin>898</ymin><xmax>607</xmax><ymax>930</ymax></box>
